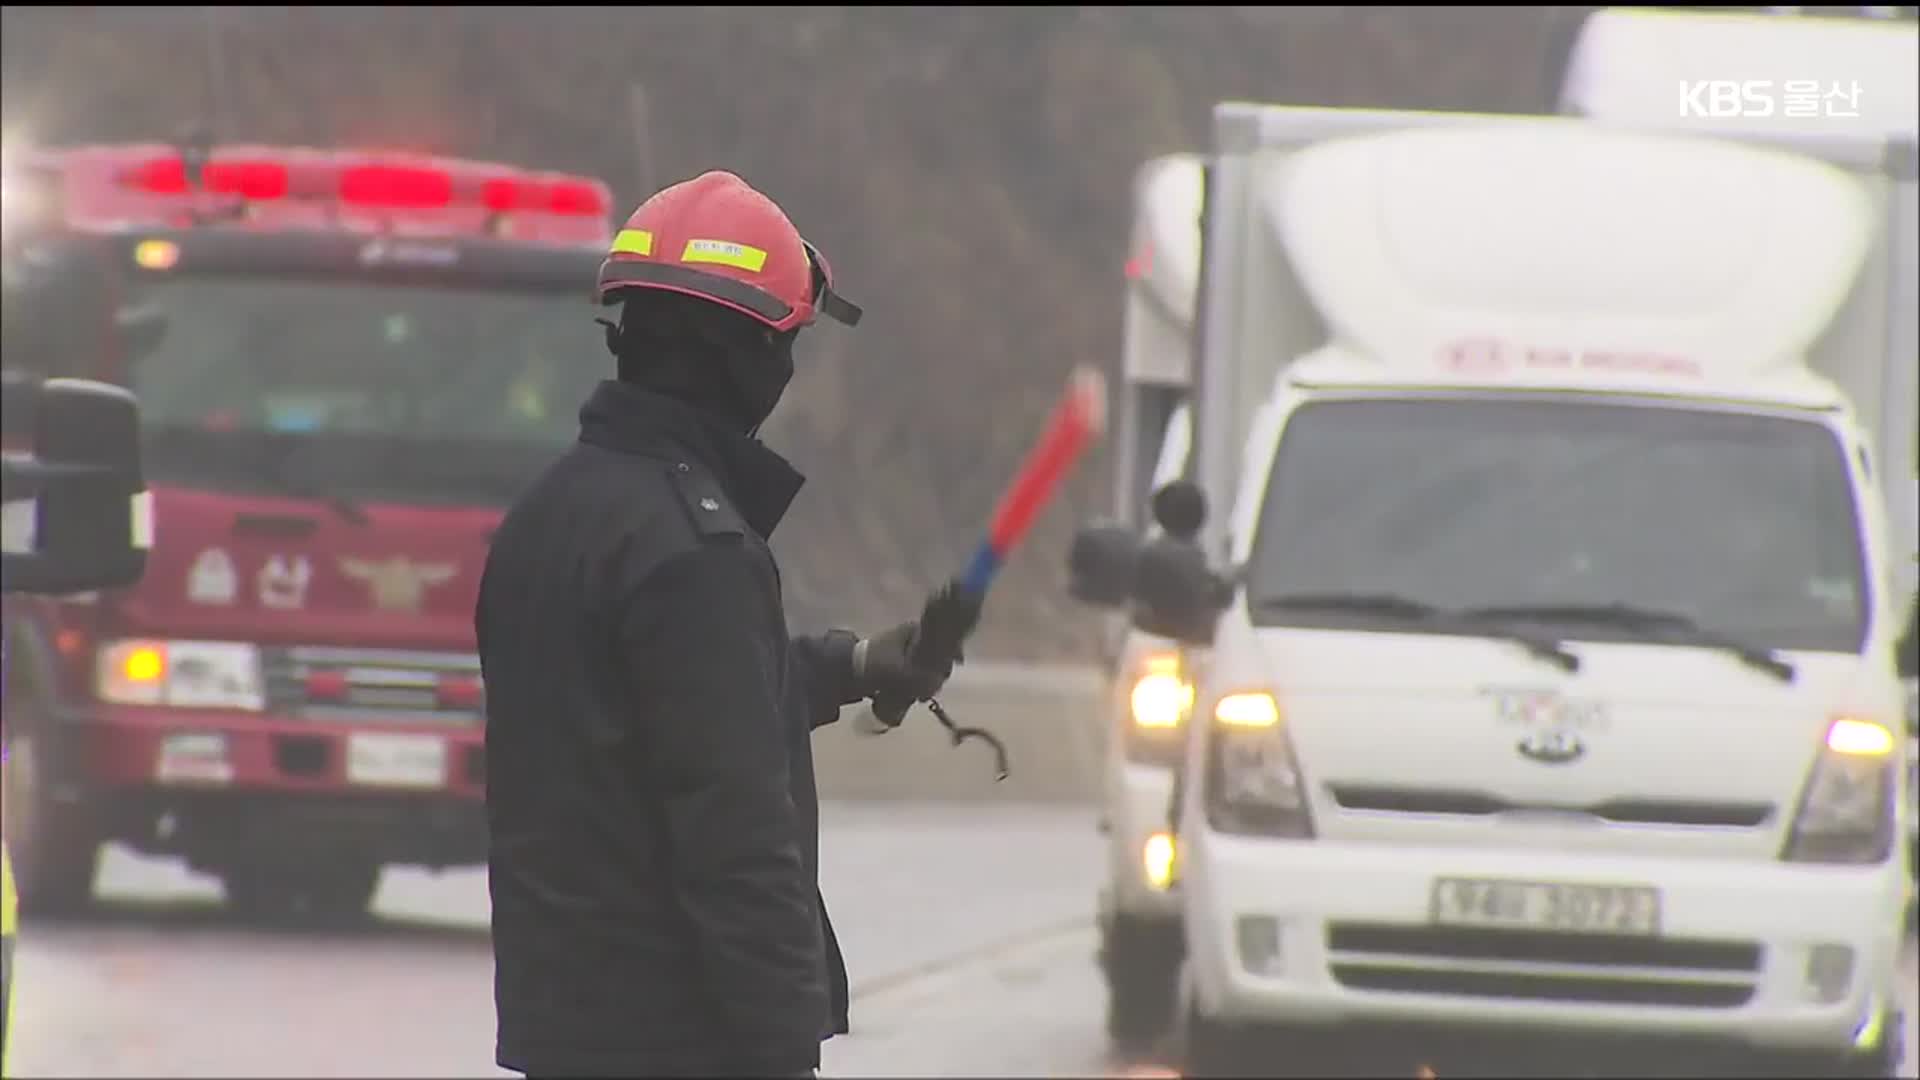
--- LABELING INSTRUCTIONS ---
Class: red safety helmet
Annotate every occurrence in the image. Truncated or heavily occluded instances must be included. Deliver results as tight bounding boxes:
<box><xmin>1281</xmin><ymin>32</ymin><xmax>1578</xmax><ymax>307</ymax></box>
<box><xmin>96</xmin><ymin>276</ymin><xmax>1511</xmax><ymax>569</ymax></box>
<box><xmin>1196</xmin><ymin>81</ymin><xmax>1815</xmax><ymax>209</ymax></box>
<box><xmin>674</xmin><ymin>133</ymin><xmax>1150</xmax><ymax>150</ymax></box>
<box><xmin>596</xmin><ymin>170</ymin><xmax>861</xmax><ymax>334</ymax></box>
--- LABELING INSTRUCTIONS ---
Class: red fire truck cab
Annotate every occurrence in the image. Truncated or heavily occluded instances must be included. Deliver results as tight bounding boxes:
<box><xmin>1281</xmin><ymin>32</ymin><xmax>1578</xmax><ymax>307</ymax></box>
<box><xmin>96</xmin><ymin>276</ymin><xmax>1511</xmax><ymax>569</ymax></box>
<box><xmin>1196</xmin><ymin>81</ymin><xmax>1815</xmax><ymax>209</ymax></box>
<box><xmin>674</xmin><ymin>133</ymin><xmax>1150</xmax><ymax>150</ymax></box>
<box><xmin>0</xmin><ymin>141</ymin><xmax>615</xmax><ymax>920</ymax></box>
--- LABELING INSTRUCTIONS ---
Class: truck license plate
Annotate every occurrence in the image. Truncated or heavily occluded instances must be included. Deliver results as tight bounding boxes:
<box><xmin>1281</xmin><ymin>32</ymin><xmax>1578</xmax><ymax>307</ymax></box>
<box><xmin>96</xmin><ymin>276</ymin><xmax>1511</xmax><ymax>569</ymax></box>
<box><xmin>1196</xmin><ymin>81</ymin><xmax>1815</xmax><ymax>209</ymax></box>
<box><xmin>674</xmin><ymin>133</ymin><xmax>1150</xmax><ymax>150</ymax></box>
<box><xmin>156</xmin><ymin>733</ymin><xmax>233</xmax><ymax>785</ymax></box>
<box><xmin>1431</xmin><ymin>877</ymin><xmax>1660</xmax><ymax>935</ymax></box>
<box><xmin>346</xmin><ymin>732</ymin><xmax>446</xmax><ymax>789</ymax></box>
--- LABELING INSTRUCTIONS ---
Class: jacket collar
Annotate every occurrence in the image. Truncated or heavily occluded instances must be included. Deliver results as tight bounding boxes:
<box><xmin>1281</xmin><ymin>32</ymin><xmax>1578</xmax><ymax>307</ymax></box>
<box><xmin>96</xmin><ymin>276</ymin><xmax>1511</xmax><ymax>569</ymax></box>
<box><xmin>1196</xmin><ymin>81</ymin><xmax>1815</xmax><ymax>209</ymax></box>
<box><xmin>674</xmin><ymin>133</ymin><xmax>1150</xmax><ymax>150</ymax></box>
<box><xmin>577</xmin><ymin>379</ymin><xmax>805</xmax><ymax>540</ymax></box>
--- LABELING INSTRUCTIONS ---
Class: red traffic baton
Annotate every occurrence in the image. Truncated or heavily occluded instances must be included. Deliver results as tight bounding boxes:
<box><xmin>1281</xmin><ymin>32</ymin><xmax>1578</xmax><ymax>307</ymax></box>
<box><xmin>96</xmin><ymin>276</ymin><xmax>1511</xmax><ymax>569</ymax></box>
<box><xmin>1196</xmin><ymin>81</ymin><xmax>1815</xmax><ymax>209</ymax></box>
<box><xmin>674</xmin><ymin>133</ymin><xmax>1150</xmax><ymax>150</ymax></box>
<box><xmin>856</xmin><ymin>366</ymin><xmax>1109</xmax><ymax>767</ymax></box>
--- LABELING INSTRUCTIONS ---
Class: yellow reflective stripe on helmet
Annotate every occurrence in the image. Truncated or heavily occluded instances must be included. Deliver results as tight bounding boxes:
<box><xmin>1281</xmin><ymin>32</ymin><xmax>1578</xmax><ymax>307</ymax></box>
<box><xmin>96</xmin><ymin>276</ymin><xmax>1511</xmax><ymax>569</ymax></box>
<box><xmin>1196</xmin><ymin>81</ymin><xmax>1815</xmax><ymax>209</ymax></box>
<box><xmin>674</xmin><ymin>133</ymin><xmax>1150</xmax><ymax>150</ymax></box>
<box><xmin>681</xmin><ymin>238</ymin><xmax>767</xmax><ymax>273</ymax></box>
<box><xmin>611</xmin><ymin>229</ymin><xmax>655</xmax><ymax>257</ymax></box>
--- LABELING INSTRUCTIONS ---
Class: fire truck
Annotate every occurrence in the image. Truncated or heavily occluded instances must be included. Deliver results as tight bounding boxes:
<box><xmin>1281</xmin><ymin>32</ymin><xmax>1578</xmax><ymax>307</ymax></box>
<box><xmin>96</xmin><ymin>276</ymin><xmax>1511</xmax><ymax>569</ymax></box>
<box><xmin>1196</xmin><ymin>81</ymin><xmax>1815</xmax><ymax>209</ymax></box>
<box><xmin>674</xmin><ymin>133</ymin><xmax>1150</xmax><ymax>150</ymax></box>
<box><xmin>0</xmin><ymin>139</ymin><xmax>615</xmax><ymax>921</ymax></box>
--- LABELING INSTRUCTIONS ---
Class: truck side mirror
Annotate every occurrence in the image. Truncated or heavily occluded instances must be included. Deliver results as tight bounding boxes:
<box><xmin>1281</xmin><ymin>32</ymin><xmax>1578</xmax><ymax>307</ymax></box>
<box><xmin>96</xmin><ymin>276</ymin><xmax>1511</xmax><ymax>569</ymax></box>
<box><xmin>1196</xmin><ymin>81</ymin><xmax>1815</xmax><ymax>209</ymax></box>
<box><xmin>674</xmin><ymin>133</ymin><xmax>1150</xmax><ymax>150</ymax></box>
<box><xmin>1131</xmin><ymin>534</ymin><xmax>1231</xmax><ymax>647</ymax></box>
<box><xmin>1149</xmin><ymin>480</ymin><xmax>1207</xmax><ymax>541</ymax></box>
<box><xmin>1067</xmin><ymin>521</ymin><xmax>1140</xmax><ymax>609</ymax></box>
<box><xmin>2</xmin><ymin>378</ymin><xmax>151</xmax><ymax>595</ymax></box>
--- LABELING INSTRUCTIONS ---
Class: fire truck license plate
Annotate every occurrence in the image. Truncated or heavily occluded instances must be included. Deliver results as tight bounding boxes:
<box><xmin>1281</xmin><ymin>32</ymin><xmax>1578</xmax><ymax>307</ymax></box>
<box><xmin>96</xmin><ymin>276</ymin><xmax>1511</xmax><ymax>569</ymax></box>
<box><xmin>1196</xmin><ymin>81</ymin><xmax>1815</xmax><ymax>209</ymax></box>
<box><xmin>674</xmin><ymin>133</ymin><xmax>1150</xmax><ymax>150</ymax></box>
<box><xmin>1431</xmin><ymin>877</ymin><xmax>1661</xmax><ymax>935</ymax></box>
<box><xmin>346</xmin><ymin>733</ymin><xmax>446</xmax><ymax>789</ymax></box>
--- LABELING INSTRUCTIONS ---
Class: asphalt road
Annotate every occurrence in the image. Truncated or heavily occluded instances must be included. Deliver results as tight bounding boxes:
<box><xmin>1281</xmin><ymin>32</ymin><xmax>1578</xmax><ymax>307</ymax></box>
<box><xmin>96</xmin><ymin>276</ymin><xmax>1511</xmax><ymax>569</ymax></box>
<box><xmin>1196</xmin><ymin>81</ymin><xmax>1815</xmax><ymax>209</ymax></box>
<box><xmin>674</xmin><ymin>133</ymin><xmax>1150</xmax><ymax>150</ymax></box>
<box><xmin>8</xmin><ymin>802</ymin><xmax>1110</xmax><ymax>1078</ymax></box>
<box><xmin>7</xmin><ymin>802</ymin><xmax>1916</xmax><ymax>1078</ymax></box>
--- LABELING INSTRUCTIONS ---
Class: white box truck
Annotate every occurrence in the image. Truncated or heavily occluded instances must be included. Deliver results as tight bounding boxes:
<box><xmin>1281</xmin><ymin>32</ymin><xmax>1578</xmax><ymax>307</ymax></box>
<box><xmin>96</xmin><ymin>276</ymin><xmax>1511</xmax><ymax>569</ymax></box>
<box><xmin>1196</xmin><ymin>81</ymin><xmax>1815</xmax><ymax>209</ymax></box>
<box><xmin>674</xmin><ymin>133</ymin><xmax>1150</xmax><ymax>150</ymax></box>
<box><xmin>1073</xmin><ymin>103</ymin><xmax>1916</xmax><ymax>1076</ymax></box>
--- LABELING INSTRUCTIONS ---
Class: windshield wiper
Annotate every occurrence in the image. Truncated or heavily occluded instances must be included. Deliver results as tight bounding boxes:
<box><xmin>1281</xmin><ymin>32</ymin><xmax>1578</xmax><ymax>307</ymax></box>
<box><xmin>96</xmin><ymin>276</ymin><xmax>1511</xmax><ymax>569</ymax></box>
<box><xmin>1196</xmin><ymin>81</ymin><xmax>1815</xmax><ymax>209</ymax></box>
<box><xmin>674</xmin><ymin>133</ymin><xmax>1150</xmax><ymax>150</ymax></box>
<box><xmin>146</xmin><ymin>427</ymin><xmax>372</xmax><ymax>524</ymax></box>
<box><xmin>1253</xmin><ymin>591</ymin><xmax>1437</xmax><ymax>619</ymax></box>
<box><xmin>272</xmin><ymin>453</ymin><xmax>370</xmax><ymax>526</ymax></box>
<box><xmin>321</xmin><ymin>490</ymin><xmax>370</xmax><ymax>526</ymax></box>
<box><xmin>1464</xmin><ymin>602</ymin><xmax>1795</xmax><ymax>683</ymax></box>
<box><xmin>1254</xmin><ymin>591</ymin><xmax>1581</xmax><ymax>674</ymax></box>
<box><xmin>271</xmin><ymin>471</ymin><xmax>368</xmax><ymax>526</ymax></box>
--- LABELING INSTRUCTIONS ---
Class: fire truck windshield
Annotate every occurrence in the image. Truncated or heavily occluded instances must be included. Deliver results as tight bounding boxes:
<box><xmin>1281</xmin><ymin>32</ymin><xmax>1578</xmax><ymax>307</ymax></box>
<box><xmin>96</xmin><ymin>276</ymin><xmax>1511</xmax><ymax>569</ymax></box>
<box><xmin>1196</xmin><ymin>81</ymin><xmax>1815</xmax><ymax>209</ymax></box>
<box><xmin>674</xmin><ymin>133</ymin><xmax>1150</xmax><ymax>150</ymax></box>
<box><xmin>125</xmin><ymin>273</ymin><xmax>607</xmax><ymax>507</ymax></box>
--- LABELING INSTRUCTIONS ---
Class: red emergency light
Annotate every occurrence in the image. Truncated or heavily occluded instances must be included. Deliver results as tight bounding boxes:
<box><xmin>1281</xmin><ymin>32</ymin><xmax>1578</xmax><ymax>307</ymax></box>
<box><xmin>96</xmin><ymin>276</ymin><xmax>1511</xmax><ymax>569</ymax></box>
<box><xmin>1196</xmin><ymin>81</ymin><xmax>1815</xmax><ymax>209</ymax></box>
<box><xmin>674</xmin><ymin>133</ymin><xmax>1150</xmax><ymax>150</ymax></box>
<box><xmin>208</xmin><ymin>160</ymin><xmax>290</xmax><ymax>200</ymax></box>
<box><xmin>126</xmin><ymin>157</ymin><xmax>190</xmax><ymax>195</ymax></box>
<box><xmin>123</xmin><ymin>157</ymin><xmax>285</xmax><ymax>198</ymax></box>
<box><xmin>339</xmin><ymin>163</ymin><xmax>454</xmax><ymax>210</ymax></box>
<box><xmin>481</xmin><ymin>177</ymin><xmax>609</xmax><ymax>218</ymax></box>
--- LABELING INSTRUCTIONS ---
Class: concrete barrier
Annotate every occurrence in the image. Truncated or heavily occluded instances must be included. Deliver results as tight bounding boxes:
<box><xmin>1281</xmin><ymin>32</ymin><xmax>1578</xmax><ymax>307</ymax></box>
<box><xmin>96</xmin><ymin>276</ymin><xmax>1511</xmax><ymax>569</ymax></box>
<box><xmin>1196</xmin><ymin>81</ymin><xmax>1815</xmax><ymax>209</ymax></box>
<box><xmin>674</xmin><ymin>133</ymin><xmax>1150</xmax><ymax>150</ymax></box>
<box><xmin>812</xmin><ymin>662</ymin><xmax>1107</xmax><ymax>805</ymax></box>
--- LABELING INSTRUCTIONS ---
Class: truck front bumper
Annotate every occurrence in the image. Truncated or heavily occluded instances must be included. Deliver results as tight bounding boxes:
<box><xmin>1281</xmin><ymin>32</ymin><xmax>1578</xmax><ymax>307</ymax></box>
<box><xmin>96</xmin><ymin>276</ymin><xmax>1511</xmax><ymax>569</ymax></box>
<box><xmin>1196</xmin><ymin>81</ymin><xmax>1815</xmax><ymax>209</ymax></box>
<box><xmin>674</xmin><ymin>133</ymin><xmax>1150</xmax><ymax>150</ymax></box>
<box><xmin>44</xmin><ymin>704</ymin><xmax>486</xmax><ymax>869</ymax></box>
<box><xmin>1185</xmin><ymin>833</ymin><xmax>1908</xmax><ymax>1058</ymax></box>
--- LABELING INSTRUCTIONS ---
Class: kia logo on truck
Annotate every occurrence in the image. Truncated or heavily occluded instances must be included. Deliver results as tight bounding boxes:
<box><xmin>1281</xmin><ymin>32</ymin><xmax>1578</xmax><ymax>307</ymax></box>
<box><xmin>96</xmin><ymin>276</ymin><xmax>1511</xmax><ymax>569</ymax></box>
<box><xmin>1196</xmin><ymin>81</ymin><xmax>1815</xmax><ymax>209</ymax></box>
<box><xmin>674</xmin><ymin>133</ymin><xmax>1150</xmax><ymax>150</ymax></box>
<box><xmin>1516</xmin><ymin>726</ymin><xmax>1586</xmax><ymax>765</ymax></box>
<box><xmin>1482</xmin><ymin>686</ymin><xmax>1604</xmax><ymax>765</ymax></box>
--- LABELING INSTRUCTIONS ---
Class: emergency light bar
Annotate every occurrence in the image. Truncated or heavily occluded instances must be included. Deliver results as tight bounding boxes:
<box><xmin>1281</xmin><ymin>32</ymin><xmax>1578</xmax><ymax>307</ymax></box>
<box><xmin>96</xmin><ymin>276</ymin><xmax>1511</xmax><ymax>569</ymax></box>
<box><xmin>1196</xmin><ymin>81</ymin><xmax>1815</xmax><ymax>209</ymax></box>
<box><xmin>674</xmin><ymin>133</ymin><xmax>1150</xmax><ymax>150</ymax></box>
<box><xmin>112</xmin><ymin>147</ymin><xmax>611</xmax><ymax>219</ymax></box>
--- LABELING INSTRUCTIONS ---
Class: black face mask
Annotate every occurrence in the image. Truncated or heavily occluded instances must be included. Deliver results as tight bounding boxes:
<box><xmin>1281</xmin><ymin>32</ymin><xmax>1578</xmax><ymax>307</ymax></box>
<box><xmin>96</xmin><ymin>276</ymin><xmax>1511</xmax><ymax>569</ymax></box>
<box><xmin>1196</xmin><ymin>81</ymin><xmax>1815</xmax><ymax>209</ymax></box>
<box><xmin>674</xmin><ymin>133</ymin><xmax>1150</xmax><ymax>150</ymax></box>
<box><xmin>607</xmin><ymin>295</ymin><xmax>797</xmax><ymax>436</ymax></box>
<box><xmin>730</xmin><ymin>332</ymin><xmax>795</xmax><ymax>437</ymax></box>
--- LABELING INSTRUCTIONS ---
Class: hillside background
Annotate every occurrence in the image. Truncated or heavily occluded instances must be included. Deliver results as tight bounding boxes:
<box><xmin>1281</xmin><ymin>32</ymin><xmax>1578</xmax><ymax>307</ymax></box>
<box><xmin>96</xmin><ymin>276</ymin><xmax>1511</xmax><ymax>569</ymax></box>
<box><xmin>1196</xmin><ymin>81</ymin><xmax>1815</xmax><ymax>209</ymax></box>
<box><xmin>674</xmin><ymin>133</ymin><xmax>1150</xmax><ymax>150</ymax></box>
<box><xmin>8</xmin><ymin>6</ymin><xmax>1901</xmax><ymax>660</ymax></box>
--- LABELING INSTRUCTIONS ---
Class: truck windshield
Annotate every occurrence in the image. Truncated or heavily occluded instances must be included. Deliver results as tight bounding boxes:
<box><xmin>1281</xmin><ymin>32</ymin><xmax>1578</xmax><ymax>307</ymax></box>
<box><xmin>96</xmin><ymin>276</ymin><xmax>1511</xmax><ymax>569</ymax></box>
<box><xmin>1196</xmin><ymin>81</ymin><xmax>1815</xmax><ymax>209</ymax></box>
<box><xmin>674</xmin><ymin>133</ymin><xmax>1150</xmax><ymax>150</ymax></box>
<box><xmin>124</xmin><ymin>274</ymin><xmax>604</xmax><ymax>507</ymax></box>
<box><xmin>1244</xmin><ymin>397</ymin><xmax>1870</xmax><ymax>654</ymax></box>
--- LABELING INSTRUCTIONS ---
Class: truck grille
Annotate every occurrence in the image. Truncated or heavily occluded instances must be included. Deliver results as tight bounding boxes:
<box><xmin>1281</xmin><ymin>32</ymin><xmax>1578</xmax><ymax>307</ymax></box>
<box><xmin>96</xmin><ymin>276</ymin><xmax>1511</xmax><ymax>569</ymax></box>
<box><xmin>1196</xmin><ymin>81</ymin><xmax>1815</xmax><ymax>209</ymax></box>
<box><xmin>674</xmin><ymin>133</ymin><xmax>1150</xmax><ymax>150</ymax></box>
<box><xmin>1325</xmin><ymin>922</ymin><xmax>1761</xmax><ymax>1010</ymax></box>
<box><xmin>262</xmin><ymin>645</ymin><xmax>483</xmax><ymax>725</ymax></box>
<box><xmin>1326</xmin><ymin>785</ymin><xmax>1774</xmax><ymax>829</ymax></box>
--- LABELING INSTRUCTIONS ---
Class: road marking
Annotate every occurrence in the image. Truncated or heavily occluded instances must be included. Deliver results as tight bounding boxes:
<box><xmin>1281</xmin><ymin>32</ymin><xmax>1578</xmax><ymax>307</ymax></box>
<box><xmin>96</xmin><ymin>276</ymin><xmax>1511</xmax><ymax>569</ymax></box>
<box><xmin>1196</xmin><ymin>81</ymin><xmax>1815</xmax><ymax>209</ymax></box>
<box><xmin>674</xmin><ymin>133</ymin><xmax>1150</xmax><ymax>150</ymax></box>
<box><xmin>833</xmin><ymin>921</ymin><xmax>1110</xmax><ymax>1077</ymax></box>
<box><xmin>850</xmin><ymin>916</ymin><xmax>1092</xmax><ymax>1004</ymax></box>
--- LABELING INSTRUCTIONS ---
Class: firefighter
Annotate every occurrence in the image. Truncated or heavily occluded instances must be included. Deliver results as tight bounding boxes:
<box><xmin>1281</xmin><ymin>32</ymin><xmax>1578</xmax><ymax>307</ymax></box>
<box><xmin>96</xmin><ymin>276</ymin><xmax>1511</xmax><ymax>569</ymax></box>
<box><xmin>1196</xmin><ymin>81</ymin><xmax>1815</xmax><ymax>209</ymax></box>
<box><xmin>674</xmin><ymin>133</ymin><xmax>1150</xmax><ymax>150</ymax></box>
<box><xmin>476</xmin><ymin>171</ymin><xmax>956</xmax><ymax>1079</ymax></box>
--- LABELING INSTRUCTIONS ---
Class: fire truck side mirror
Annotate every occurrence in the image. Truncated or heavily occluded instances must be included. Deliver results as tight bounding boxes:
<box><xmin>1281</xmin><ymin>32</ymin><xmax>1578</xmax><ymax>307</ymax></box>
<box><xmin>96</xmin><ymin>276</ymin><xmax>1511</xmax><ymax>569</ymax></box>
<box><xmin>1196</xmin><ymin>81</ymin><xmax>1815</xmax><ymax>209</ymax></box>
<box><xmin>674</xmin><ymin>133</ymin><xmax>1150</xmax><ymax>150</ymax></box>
<box><xmin>2</xmin><ymin>378</ymin><xmax>151</xmax><ymax>595</ymax></box>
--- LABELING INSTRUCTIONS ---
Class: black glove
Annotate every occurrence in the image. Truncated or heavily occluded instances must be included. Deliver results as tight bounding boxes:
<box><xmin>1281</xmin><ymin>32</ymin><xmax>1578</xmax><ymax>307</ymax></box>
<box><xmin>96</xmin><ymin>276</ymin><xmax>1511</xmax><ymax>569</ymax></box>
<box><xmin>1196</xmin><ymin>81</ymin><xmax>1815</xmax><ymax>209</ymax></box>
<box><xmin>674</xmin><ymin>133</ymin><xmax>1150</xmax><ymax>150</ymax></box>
<box><xmin>853</xmin><ymin>619</ymin><xmax>958</xmax><ymax>704</ymax></box>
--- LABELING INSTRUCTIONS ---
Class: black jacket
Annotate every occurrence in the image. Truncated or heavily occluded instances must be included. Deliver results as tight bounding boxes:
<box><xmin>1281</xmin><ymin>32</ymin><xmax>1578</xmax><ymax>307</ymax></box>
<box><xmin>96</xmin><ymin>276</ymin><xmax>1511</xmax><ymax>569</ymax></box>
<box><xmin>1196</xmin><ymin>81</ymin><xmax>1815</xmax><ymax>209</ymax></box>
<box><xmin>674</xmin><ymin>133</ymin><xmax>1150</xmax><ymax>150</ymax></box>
<box><xmin>477</xmin><ymin>379</ymin><xmax>860</xmax><ymax>1077</ymax></box>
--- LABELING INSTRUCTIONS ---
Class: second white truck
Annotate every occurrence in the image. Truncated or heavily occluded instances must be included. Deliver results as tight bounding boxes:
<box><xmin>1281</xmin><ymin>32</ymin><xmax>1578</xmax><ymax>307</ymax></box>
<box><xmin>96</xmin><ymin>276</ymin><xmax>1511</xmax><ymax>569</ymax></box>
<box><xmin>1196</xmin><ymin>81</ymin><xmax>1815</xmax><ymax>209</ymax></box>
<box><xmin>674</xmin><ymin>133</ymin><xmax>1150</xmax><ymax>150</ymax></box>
<box><xmin>1089</xmin><ymin>151</ymin><xmax>1204</xmax><ymax>1052</ymax></box>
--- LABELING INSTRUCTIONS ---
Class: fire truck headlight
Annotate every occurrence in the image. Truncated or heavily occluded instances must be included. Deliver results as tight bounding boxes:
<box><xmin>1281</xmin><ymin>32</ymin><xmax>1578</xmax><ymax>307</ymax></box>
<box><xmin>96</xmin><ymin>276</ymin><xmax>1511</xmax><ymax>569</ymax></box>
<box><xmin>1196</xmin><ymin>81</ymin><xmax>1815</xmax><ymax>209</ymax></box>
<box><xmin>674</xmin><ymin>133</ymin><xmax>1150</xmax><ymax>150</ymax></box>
<box><xmin>96</xmin><ymin>639</ymin><xmax>266</xmax><ymax>711</ymax></box>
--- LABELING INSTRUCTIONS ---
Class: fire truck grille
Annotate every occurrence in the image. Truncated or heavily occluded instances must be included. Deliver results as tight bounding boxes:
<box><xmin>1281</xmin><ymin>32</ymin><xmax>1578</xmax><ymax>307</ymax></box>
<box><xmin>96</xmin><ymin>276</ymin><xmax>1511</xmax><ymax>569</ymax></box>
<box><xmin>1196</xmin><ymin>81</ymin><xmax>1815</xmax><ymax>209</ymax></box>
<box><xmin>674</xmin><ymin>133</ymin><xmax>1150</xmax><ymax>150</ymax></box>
<box><xmin>262</xmin><ymin>645</ymin><xmax>483</xmax><ymax>725</ymax></box>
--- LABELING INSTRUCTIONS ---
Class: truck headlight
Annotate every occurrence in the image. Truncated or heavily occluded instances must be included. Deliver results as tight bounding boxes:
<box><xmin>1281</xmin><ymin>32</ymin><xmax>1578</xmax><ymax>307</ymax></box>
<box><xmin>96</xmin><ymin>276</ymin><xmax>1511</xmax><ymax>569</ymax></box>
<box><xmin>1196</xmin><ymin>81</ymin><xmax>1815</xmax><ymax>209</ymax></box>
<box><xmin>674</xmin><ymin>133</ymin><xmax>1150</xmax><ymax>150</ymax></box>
<box><xmin>1204</xmin><ymin>691</ymin><xmax>1314</xmax><ymax>839</ymax></box>
<box><xmin>1143</xmin><ymin>831</ymin><xmax>1178</xmax><ymax>891</ymax></box>
<box><xmin>1125</xmin><ymin>651</ymin><xmax>1193</xmax><ymax>766</ymax></box>
<box><xmin>1783</xmin><ymin>717</ymin><xmax>1896</xmax><ymax>864</ymax></box>
<box><xmin>95</xmin><ymin>639</ymin><xmax>265</xmax><ymax>711</ymax></box>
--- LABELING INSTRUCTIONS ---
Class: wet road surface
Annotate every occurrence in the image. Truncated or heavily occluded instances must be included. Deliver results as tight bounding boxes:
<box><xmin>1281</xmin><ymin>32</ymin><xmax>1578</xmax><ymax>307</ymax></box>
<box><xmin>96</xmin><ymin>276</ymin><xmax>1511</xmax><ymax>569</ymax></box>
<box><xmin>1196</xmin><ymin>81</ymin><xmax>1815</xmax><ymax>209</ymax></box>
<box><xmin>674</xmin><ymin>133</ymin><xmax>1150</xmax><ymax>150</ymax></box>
<box><xmin>8</xmin><ymin>802</ymin><xmax>1915</xmax><ymax>1078</ymax></box>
